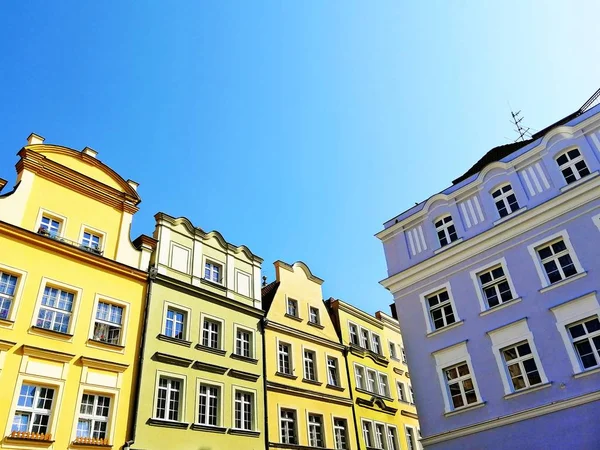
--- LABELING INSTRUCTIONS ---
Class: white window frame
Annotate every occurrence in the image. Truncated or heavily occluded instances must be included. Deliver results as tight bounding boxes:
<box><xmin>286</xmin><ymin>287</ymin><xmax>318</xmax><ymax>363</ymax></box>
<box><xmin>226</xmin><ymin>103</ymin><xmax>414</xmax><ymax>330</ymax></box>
<box><xmin>401</xmin><ymin>347</ymin><xmax>407</xmax><ymax>364</ymax></box>
<box><xmin>378</xmin><ymin>373</ymin><xmax>390</xmax><ymax>398</ymax></box>
<box><xmin>31</xmin><ymin>278</ymin><xmax>83</xmax><ymax>337</ymax></box>
<box><xmin>75</xmin><ymin>392</ymin><xmax>112</xmax><ymax>442</ymax></box>
<box><xmin>527</xmin><ymin>230</ymin><xmax>584</xmax><ymax>288</ymax></box>
<box><xmin>162</xmin><ymin>302</ymin><xmax>190</xmax><ymax>341</ymax></box>
<box><xmin>78</xmin><ymin>224</ymin><xmax>107</xmax><ymax>254</ymax></box>
<box><xmin>233</xmin><ymin>324</ymin><xmax>255</xmax><ymax>359</ymax></box>
<box><xmin>332</xmin><ymin>417</ymin><xmax>349</xmax><ymax>450</ymax></box>
<box><xmin>307</xmin><ymin>412</ymin><xmax>325</xmax><ymax>448</ymax></box>
<box><xmin>366</xmin><ymin>368</ymin><xmax>378</xmax><ymax>394</ymax></box>
<box><xmin>551</xmin><ymin>292</ymin><xmax>600</xmax><ymax>375</ymax></box>
<box><xmin>556</xmin><ymin>147</ymin><xmax>591</xmax><ymax>184</ymax></box>
<box><xmin>232</xmin><ymin>386</ymin><xmax>257</xmax><ymax>431</ymax></box>
<box><xmin>387</xmin><ymin>424</ymin><xmax>400</xmax><ymax>450</ymax></box>
<box><xmin>326</xmin><ymin>355</ymin><xmax>340</xmax><ymax>387</ymax></box>
<box><xmin>200</xmin><ymin>313</ymin><xmax>224</xmax><ymax>350</ymax></box>
<box><xmin>593</xmin><ymin>214</ymin><xmax>600</xmax><ymax>231</ymax></box>
<box><xmin>361</xmin><ymin>420</ymin><xmax>374</xmax><ymax>448</ymax></box>
<box><xmin>153</xmin><ymin>371</ymin><xmax>186</xmax><ymax>422</ymax></box>
<box><xmin>359</xmin><ymin>327</ymin><xmax>370</xmax><ymax>350</ymax></box>
<box><xmin>491</xmin><ymin>183</ymin><xmax>520</xmax><ymax>218</ymax></box>
<box><xmin>286</xmin><ymin>297</ymin><xmax>299</xmax><ymax>317</ymax></box>
<box><xmin>277</xmin><ymin>339</ymin><xmax>293</xmax><ymax>375</ymax></box>
<box><xmin>89</xmin><ymin>294</ymin><xmax>129</xmax><ymax>347</ymax></box>
<box><xmin>354</xmin><ymin>363</ymin><xmax>365</xmax><ymax>390</ymax></box>
<box><xmin>203</xmin><ymin>257</ymin><xmax>224</xmax><ymax>285</ymax></box>
<box><xmin>488</xmin><ymin>318</ymin><xmax>548</xmax><ymax>395</ymax></box>
<box><xmin>279</xmin><ymin>407</ymin><xmax>298</xmax><ymax>445</ymax></box>
<box><xmin>397</xmin><ymin>381</ymin><xmax>407</xmax><ymax>402</ymax></box>
<box><xmin>196</xmin><ymin>379</ymin><xmax>223</xmax><ymax>427</ymax></box>
<box><xmin>70</xmin><ymin>383</ymin><xmax>118</xmax><ymax>445</ymax></box>
<box><xmin>470</xmin><ymin>258</ymin><xmax>519</xmax><ymax>312</ymax></box>
<box><xmin>308</xmin><ymin>305</ymin><xmax>320</xmax><ymax>325</ymax></box>
<box><xmin>404</xmin><ymin>425</ymin><xmax>417</xmax><ymax>450</ymax></box>
<box><xmin>373</xmin><ymin>421</ymin><xmax>386</xmax><ymax>449</ymax></box>
<box><xmin>371</xmin><ymin>333</ymin><xmax>382</xmax><ymax>355</ymax></box>
<box><xmin>36</xmin><ymin>208</ymin><xmax>67</xmax><ymax>238</ymax></box>
<box><xmin>302</xmin><ymin>346</ymin><xmax>318</xmax><ymax>382</ymax></box>
<box><xmin>388</xmin><ymin>341</ymin><xmax>397</xmax><ymax>360</ymax></box>
<box><xmin>408</xmin><ymin>384</ymin><xmax>415</xmax><ymax>404</ymax></box>
<box><xmin>0</xmin><ymin>263</ymin><xmax>27</xmax><ymax>324</ymax></box>
<box><xmin>348</xmin><ymin>321</ymin><xmax>359</xmax><ymax>345</ymax></box>
<box><xmin>419</xmin><ymin>282</ymin><xmax>461</xmax><ymax>334</ymax></box>
<box><xmin>434</xmin><ymin>214</ymin><xmax>458</xmax><ymax>247</ymax></box>
<box><xmin>11</xmin><ymin>383</ymin><xmax>56</xmax><ymax>435</ymax></box>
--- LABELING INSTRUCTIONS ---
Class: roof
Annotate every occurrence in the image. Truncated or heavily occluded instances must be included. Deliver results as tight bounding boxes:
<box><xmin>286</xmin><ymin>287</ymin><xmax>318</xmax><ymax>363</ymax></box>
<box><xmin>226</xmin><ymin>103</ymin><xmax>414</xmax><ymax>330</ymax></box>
<box><xmin>260</xmin><ymin>281</ymin><xmax>280</xmax><ymax>313</ymax></box>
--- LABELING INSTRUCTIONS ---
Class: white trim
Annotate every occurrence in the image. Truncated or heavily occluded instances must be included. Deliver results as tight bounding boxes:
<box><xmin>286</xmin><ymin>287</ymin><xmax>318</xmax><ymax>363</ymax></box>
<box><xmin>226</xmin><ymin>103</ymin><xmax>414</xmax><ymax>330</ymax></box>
<box><xmin>560</xmin><ymin>171</ymin><xmax>599</xmax><ymax>193</ymax></box>
<box><xmin>301</xmin><ymin>344</ymin><xmax>319</xmax><ymax>382</ymax></box>
<box><xmin>35</xmin><ymin>208</ymin><xmax>68</xmax><ymax>238</ymax></box>
<box><xmin>403</xmin><ymin>424</ymin><xmax>418</xmax><ymax>450</ymax></box>
<box><xmin>539</xmin><ymin>271</ymin><xmax>587</xmax><ymax>294</ymax></box>
<box><xmin>153</xmin><ymin>370</ymin><xmax>186</xmax><ymax>422</ymax></box>
<box><xmin>161</xmin><ymin>301</ymin><xmax>191</xmax><ymax>341</ymax></box>
<box><xmin>277</xmin><ymin>404</ymin><xmax>298</xmax><ymax>445</ymax></box>
<box><xmin>31</xmin><ymin>277</ymin><xmax>84</xmax><ymax>337</ymax></box>
<box><xmin>202</xmin><ymin>255</ymin><xmax>225</xmax><ymax>286</ymax></box>
<box><xmin>70</xmin><ymin>383</ymin><xmax>119</xmax><ymax>445</ymax></box>
<box><xmin>493</xmin><ymin>207</ymin><xmax>527</xmax><ymax>226</ymax></box>
<box><xmin>419</xmin><ymin>282</ymin><xmax>461</xmax><ymax>334</ymax></box>
<box><xmin>433</xmin><ymin>238</ymin><xmax>463</xmax><ymax>255</ymax></box>
<box><xmin>231</xmin><ymin>384</ymin><xmax>259</xmax><ymax>432</ymax></box>
<box><xmin>194</xmin><ymin>377</ymin><xmax>225</xmax><ymax>427</ymax></box>
<box><xmin>78</xmin><ymin>223</ymin><xmax>107</xmax><ymax>253</ymax></box>
<box><xmin>325</xmin><ymin>352</ymin><xmax>342</xmax><ymax>388</ymax></box>
<box><xmin>169</xmin><ymin>242</ymin><xmax>191</xmax><ymax>275</ymax></box>
<box><xmin>232</xmin><ymin>322</ymin><xmax>256</xmax><ymax>359</ymax></box>
<box><xmin>469</xmin><ymin>257</ymin><xmax>519</xmax><ymax>312</ymax></box>
<box><xmin>199</xmin><ymin>313</ymin><xmax>225</xmax><ymax>350</ymax></box>
<box><xmin>0</xmin><ymin>262</ymin><xmax>28</xmax><ymax>325</ymax></box>
<box><xmin>479</xmin><ymin>297</ymin><xmax>522</xmax><ymax>316</ymax></box>
<box><xmin>305</xmin><ymin>411</ymin><xmax>325</xmax><ymax>448</ymax></box>
<box><xmin>593</xmin><ymin>214</ymin><xmax>600</xmax><ymax>231</ymax></box>
<box><xmin>87</xmin><ymin>293</ymin><xmax>130</xmax><ymax>347</ymax></box>
<box><xmin>276</xmin><ymin>337</ymin><xmax>294</xmax><ymax>376</ymax></box>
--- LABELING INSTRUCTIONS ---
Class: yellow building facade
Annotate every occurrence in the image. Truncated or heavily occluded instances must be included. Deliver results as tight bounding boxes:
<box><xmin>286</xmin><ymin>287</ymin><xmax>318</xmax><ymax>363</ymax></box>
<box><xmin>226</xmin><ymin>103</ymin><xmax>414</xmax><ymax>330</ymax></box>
<box><xmin>0</xmin><ymin>134</ymin><xmax>154</xmax><ymax>449</ymax></box>
<box><xmin>129</xmin><ymin>213</ymin><xmax>265</xmax><ymax>450</ymax></box>
<box><xmin>262</xmin><ymin>261</ymin><xmax>357</xmax><ymax>450</ymax></box>
<box><xmin>327</xmin><ymin>300</ymin><xmax>420</xmax><ymax>450</ymax></box>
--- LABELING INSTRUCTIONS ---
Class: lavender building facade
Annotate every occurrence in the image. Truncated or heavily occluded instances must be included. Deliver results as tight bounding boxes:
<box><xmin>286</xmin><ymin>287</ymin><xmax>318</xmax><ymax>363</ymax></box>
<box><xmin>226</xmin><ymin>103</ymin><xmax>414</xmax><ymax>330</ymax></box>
<box><xmin>377</xmin><ymin>98</ymin><xmax>600</xmax><ymax>449</ymax></box>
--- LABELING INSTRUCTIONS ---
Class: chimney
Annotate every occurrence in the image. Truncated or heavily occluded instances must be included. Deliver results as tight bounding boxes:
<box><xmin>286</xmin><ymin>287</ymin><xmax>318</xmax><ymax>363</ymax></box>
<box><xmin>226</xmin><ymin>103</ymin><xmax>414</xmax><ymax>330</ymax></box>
<box><xmin>82</xmin><ymin>147</ymin><xmax>98</xmax><ymax>158</ymax></box>
<box><xmin>27</xmin><ymin>133</ymin><xmax>45</xmax><ymax>145</ymax></box>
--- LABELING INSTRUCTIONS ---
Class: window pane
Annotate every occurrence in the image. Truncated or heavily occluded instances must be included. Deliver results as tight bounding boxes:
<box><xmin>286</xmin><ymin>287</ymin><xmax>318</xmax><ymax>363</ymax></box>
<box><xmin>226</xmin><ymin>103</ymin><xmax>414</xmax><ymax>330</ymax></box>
<box><xmin>585</xmin><ymin>318</ymin><xmax>600</xmax><ymax>333</ymax></box>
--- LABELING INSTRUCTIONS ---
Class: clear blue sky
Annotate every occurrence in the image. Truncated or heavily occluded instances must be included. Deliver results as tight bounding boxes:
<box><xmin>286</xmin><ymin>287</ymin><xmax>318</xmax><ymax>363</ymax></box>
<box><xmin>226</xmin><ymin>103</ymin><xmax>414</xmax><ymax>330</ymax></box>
<box><xmin>1</xmin><ymin>2</ymin><xmax>598</xmax><ymax>315</ymax></box>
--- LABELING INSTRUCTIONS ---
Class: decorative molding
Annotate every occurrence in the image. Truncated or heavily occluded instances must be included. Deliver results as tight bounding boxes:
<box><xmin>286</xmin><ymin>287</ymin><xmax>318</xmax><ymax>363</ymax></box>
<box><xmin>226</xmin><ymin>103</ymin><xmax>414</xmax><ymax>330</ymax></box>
<box><xmin>264</xmin><ymin>320</ymin><xmax>344</xmax><ymax>351</ymax></box>
<box><xmin>0</xmin><ymin>339</ymin><xmax>16</xmax><ymax>352</ymax></box>
<box><xmin>190</xmin><ymin>424</ymin><xmax>227</xmax><ymax>433</ymax></box>
<box><xmin>192</xmin><ymin>361</ymin><xmax>229</xmax><ymax>374</ymax></box>
<box><xmin>401</xmin><ymin>410</ymin><xmax>419</xmax><ymax>419</ymax></box>
<box><xmin>229</xmin><ymin>353</ymin><xmax>259</xmax><ymax>365</ymax></box>
<box><xmin>156</xmin><ymin>334</ymin><xmax>192</xmax><ymax>348</ymax></box>
<box><xmin>458</xmin><ymin>195</ymin><xmax>485</xmax><ymax>229</ymax></box>
<box><xmin>228</xmin><ymin>429</ymin><xmax>260</xmax><ymax>437</ymax></box>
<box><xmin>146</xmin><ymin>418</ymin><xmax>189</xmax><ymax>429</ymax></box>
<box><xmin>274</xmin><ymin>260</ymin><xmax>324</xmax><ymax>285</ymax></box>
<box><xmin>228</xmin><ymin>369</ymin><xmax>260</xmax><ymax>382</ymax></box>
<box><xmin>22</xmin><ymin>345</ymin><xmax>74</xmax><ymax>363</ymax></box>
<box><xmin>194</xmin><ymin>344</ymin><xmax>227</xmax><ymax>357</ymax></box>
<box><xmin>519</xmin><ymin>162</ymin><xmax>551</xmax><ymax>196</ymax></box>
<box><xmin>152</xmin><ymin>352</ymin><xmax>193</xmax><ymax>368</ymax></box>
<box><xmin>355</xmin><ymin>396</ymin><xmax>398</xmax><ymax>415</ymax></box>
<box><xmin>80</xmin><ymin>356</ymin><xmax>129</xmax><ymax>373</ymax></box>
<box><xmin>406</xmin><ymin>224</ymin><xmax>428</xmax><ymax>255</ymax></box>
<box><xmin>266</xmin><ymin>381</ymin><xmax>352</xmax><ymax>405</ymax></box>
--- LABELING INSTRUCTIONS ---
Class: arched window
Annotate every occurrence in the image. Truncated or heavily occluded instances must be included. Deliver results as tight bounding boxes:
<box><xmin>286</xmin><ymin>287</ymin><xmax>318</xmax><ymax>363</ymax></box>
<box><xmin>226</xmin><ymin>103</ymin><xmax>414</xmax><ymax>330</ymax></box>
<box><xmin>556</xmin><ymin>149</ymin><xmax>590</xmax><ymax>184</ymax></box>
<box><xmin>434</xmin><ymin>215</ymin><xmax>458</xmax><ymax>247</ymax></box>
<box><xmin>492</xmin><ymin>184</ymin><xmax>519</xmax><ymax>218</ymax></box>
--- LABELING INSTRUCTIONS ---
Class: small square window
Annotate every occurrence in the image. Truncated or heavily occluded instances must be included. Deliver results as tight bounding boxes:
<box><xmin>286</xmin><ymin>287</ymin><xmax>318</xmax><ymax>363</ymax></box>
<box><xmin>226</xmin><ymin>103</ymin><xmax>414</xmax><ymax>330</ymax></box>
<box><xmin>204</xmin><ymin>261</ymin><xmax>222</xmax><ymax>283</ymax></box>
<box><xmin>536</xmin><ymin>239</ymin><xmax>578</xmax><ymax>284</ymax></box>
<box><xmin>492</xmin><ymin>184</ymin><xmax>520</xmax><ymax>218</ymax></box>
<box><xmin>501</xmin><ymin>341</ymin><xmax>542</xmax><ymax>391</ymax></box>
<box><xmin>36</xmin><ymin>286</ymin><xmax>75</xmax><ymax>334</ymax></box>
<box><xmin>38</xmin><ymin>215</ymin><xmax>62</xmax><ymax>238</ymax></box>
<box><xmin>286</xmin><ymin>298</ymin><xmax>298</xmax><ymax>317</ymax></box>
<box><xmin>443</xmin><ymin>362</ymin><xmax>478</xmax><ymax>409</ymax></box>
<box><xmin>435</xmin><ymin>215</ymin><xmax>458</xmax><ymax>247</ymax></box>
<box><xmin>93</xmin><ymin>301</ymin><xmax>124</xmax><ymax>345</ymax></box>
<box><xmin>426</xmin><ymin>289</ymin><xmax>457</xmax><ymax>330</ymax></box>
<box><xmin>556</xmin><ymin>149</ymin><xmax>590</xmax><ymax>184</ymax></box>
<box><xmin>12</xmin><ymin>384</ymin><xmax>55</xmax><ymax>434</ymax></box>
<box><xmin>567</xmin><ymin>316</ymin><xmax>600</xmax><ymax>370</ymax></box>
<box><xmin>81</xmin><ymin>231</ymin><xmax>102</xmax><ymax>254</ymax></box>
<box><xmin>477</xmin><ymin>265</ymin><xmax>514</xmax><ymax>308</ymax></box>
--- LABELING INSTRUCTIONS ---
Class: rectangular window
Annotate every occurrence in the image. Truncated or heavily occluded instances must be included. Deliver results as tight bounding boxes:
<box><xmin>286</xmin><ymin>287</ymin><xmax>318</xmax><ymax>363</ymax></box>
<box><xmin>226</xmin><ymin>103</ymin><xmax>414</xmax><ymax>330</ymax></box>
<box><xmin>349</xmin><ymin>324</ymin><xmax>359</xmax><ymax>345</ymax></box>
<box><xmin>235</xmin><ymin>328</ymin><xmax>252</xmax><ymax>358</ymax></box>
<box><xmin>287</xmin><ymin>298</ymin><xmax>298</xmax><ymax>317</ymax></box>
<box><xmin>366</xmin><ymin>369</ymin><xmax>377</xmax><ymax>394</ymax></box>
<box><xmin>93</xmin><ymin>302</ymin><xmax>123</xmax><ymax>344</ymax></box>
<box><xmin>11</xmin><ymin>384</ymin><xmax>55</xmax><ymax>434</ymax></box>
<box><xmin>435</xmin><ymin>215</ymin><xmax>458</xmax><ymax>247</ymax></box>
<box><xmin>304</xmin><ymin>350</ymin><xmax>316</xmax><ymax>381</ymax></box>
<box><xmin>76</xmin><ymin>394</ymin><xmax>110</xmax><ymax>441</ymax></box>
<box><xmin>397</xmin><ymin>382</ymin><xmax>406</xmax><ymax>402</ymax></box>
<box><xmin>372</xmin><ymin>334</ymin><xmax>381</xmax><ymax>354</ymax></box>
<box><xmin>234</xmin><ymin>391</ymin><xmax>253</xmax><ymax>430</ymax></box>
<box><xmin>557</xmin><ymin>149</ymin><xmax>590</xmax><ymax>184</ymax></box>
<box><xmin>36</xmin><ymin>286</ymin><xmax>74</xmax><ymax>333</ymax></box>
<box><xmin>204</xmin><ymin>261</ymin><xmax>222</xmax><ymax>283</ymax></box>
<box><xmin>156</xmin><ymin>377</ymin><xmax>181</xmax><ymax>421</ymax></box>
<box><xmin>198</xmin><ymin>384</ymin><xmax>220</xmax><ymax>426</ymax></box>
<box><xmin>164</xmin><ymin>308</ymin><xmax>186</xmax><ymax>340</ymax></box>
<box><xmin>401</xmin><ymin>347</ymin><xmax>407</xmax><ymax>364</ymax></box>
<box><xmin>81</xmin><ymin>231</ymin><xmax>102</xmax><ymax>252</ymax></box>
<box><xmin>278</xmin><ymin>343</ymin><xmax>292</xmax><ymax>375</ymax></box>
<box><xmin>387</xmin><ymin>426</ymin><xmax>399</xmax><ymax>450</ymax></box>
<box><xmin>388</xmin><ymin>342</ymin><xmax>397</xmax><ymax>359</ymax></box>
<box><xmin>327</xmin><ymin>357</ymin><xmax>339</xmax><ymax>386</ymax></box>
<box><xmin>568</xmin><ymin>316</ymin><xmax>600</xmax><ymax>370</ymax></box>
<box><xmin>378</xmin><ymin>373</ymin><xmax>390</xmax><ymax>397</ymax></box>
<box><xmin>355</xmin><ymin>365</ymin><xmax>365</xmax><ymax>390</ymax></box>
<box><xmin>409</xmin><ymin>385</ymin><xmax>415</xmax><ymax>404</ymax></box>
<box><xmin>362</xmin><ymin>421</ymin><xmax>373</xmax><ymax>448</ymax></box>
<box><xmin>374</xmin><ymin>423</ymin><xmax>386</xmax><ymax>449</ymax></box>
<box><xmin>501</xmin><ymin>341</ymin><xmax>542</xmax><ymax>391</ymax></box>
<box><xmin>536</xmin><ymin>239</ymin><xmax>578</xmax><ymax>284</ymax></box>
<box><xmin>478</xmin><ymin>265</ymin><xmax>514</xmax><ymax>308</ymax></box>
<box><xmin>280</xmin><ymin>409</ymin><xmax>297</xmax><ymax>444</ymax></box>
<box><xmin>202</xmin><ymin>319</ymin><xmax>221</xmax><ymax>349</ymax></box>
<box><xmin>333</xmin><ymin>418</ymin><xmax>348</xmax><ymax>450</ymax></box>
<box><xmin>426</xmin><ymin>289</ymin><xmax>456</xmax><ymax>330</ymax></box>
<box><xmin>492</xmin><ymin>185</ymin><xmax>520</xmax><ymax>218</ymax></box>
<box><xmin>444</xmin><ymin>363</ymin><xmax>478</xmax><ymax>409</ymax></box>
<box><xmin>0</xmin><ymin>271</ymin><xmax>18</xmax><ymax>320</ymax></box>
<box><xmin>309</xmin><ymin>306</ymin><xmax>320</xmax><ymax>325</ymax></box>
<box><xmin>39</xmin><ymin>216</ymin><xmax>61</xmax><ymax>237</ymax></box>
<box><xmin>360</xmin><ymin>328</ymin><xmax>370</xmax><ymax>349</ymax></box>
<box><xmin>405</xmin><ymin>426</ymin><xmax>416</xmax><ymax>450</ymax></box>
<box><xmin>308</xmin><ymin>414</ymin><xmax>324</xmax><ymax>447</ymax></box>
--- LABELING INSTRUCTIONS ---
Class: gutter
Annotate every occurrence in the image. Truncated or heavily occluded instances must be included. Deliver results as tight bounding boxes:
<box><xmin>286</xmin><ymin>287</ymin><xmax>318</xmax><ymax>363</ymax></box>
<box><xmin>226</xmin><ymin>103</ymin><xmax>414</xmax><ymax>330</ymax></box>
<box><xmin>261</xmin><ymin>318</ymin><xmax>270</xmax><ymax>450</ymax></box>
<box><xmin>343</xmin><ymin>346</ymin><xmax>362</xmax><ymax>450</ymax></box>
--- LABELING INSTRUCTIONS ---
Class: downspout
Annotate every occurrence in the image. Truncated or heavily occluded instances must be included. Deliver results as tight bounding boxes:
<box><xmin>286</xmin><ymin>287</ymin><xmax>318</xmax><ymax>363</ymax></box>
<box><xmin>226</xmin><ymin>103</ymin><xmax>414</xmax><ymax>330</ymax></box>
<box><xmin>124</xmin><ymin>265</ymin><xmax>156</xmax><ymax>449</ymax></box>
<box><xmin>343</xmin><ymin>346</ymin><xmax>362</xmax><ymax>450</ymax></box>
<box><xmin>261</xmin><ymin>318</ymin><xmax>270</xmax><ymax>450</ymax></box>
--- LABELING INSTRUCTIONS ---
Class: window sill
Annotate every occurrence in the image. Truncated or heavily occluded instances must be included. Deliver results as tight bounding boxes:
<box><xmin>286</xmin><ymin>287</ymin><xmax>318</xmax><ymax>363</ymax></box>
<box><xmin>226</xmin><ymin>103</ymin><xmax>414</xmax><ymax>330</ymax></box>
<box><xmin>302</xmin><ymin>378</ymin><xmax>323</xmax><ymax>386</ymax></box>
<box><xmin>493</xmin><ymin>207</ymin><xmax>528</xmax><ymax>226</ymax></box>
<box><xmin>479</xmin><ymin>298</ymin><xmax>522</xmax><ymax>316</ymax></box>
<box><xmin>146</xmin><ymin>418</ymin><xmax>189</xmax><ymax>429</ymax></box>
<box><xmin>0</xmin><ymin>317</ymin><xmax>14</xmax><ymax>328</ymax></box>
<box><xmin>71</xmin><ymin>440</ymin><xmax>112</xmax><ymax>448</ymax></box>
<box><xmin>434</xmin><ymin>238</ymin><xmax>464</xmax><ymax>255</ymax></box>
<box><xmin>284</xmin><ymin>313</ymin><xmax>303</xmax><ymax>322</ymax></box>
<box><xmin>539</xmin><ymin>272</ymin><xmax>587</xmax><ymax>294</ymax></box>
<box><xmin>275</xmin><ymin>371</ymin><xmax>298</xmax><ymax>380</ymax></box>
<box><xmin>157</xmin><ymin>334</ymin><xmax>192</xmax><ymax>347</ymax></box>
<box><xmin>87</xmin><ymin>338</ymin><xmax>125</xmax><ymax>351</ymax></box>
<box><xmin>326</xmin><ymin>383</ymin><xmax>345</xmax><ymax>391</ymax></box>
<box><xmin>230</xmin><ymin>353</ymin><xmax>258</xmax><ymax>364</ymax></box>
<box><xmin>190</xmin><ymin>424</ymin><xmax>227</xmax><ymax>433</ymax></box>
<box><xmin>5</xmin><ymin>435</ymin><xmax>55</xmax><ymax>445</ymax></box>
<box><xmin>200</xmin><ymin>278</ymin><xmax>227</xmax><ymax>291</ymax></box>
<box><xmin>228</xmin><ymin>428</ymin><xmax>260</xmax><ymax>437</ymax></box>
<box><xmin>444</xmin><ymin>401</ymin><xmax>486</xmax><ymax>417</ymax></box>
<box><xmin>355</xmin><ymin>387</ymin><xmax>393</xmax><ymax>402</ymax></box>
<box><xmin>560</xmin><ymin>171</ymin><xmax>599</xmax><ymax>193</ymax></box>
<box><xmin>30</xmin><ymin>326</ymin><xmax>73</xmax><ymax>339</ymax></box>
<box><xmin>426</xmin><ymin>320</ymin><xmax>464</xmax><ymax>338</ymax></box>
<box><xmin>573</xmin><ymin>366</ymin><xmax>600</xmax><ymax>379</ymax></box>
<box><xmin>307</xmin><ymin>321</ymin><xmax>324</xmax><ymax>329</ymax></box>
<box><xmin>195</xmin><ymin>343</ymin><xmax>227</xmax><ymax>356</ymax></box>
<box><xmin>504</xmin><ymin>382</ymin><xmax>552</xmax><ymax>399</ymax></box>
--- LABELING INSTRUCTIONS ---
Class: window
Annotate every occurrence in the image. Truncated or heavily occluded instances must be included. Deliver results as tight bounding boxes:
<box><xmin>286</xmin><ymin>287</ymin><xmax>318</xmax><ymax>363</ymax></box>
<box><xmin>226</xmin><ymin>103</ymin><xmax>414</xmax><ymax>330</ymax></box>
<box><xmin>349</xmin><ymin>324</ymin><xmax>359</xmax><ymax>345</ymax></box>
<box><xmin>360</xmin><ymin>328</ymin><xmax>370</xmax><ymax>349</ymax></box>
<box><xmin>371</xmin><ymin>334</ymin><xmax>381</xmax><ymax>354</ymax></box>
<box><xmin>202</xmin><ymin>319</ymin><xmax>221</xmax><ymax>348</ymax></box>
<box><xmin>287</xmin><ymin>298</ymin><xmax>298</xmax><ymax>317</ymax></box>
<box><xmin>93</xmin><ymin>302</ymin><xmax>123</xmax><ymax>344</ymax></box>
<box><xmin>355</xmin><ymin>365</ymin><xmax>365</xmax><ymax>389</ymax></box>
<box><xmin>11</xmin><ymin>384</ymin><xmax>55</xmax><ymax>434</ymax></box>
<box><xmin>278</xmin><ymin>342</ymin><xmax>292</xmax><ymax>375</ymax></box>
<box><xmin>327</xmin><ymin>357</ymin><xmax>339</xmax><ymax>386</ymax></box>
<box><xmin>235</xmin><ymin>328</ymin><xmax>252</xmax><ymax>358</ymax></box>
<box><xmin>304</xmin><ymin>350</ymin><xmax>317</xmax><ymax>381</ymax></box>
<box><xmin>536</xmin><ymin>239</ymin><xmax>578</xmax><ymax>284</ymax></box>
<box><xmin>387</xmin><ymin>426</ymin><xmax>399</xmax><ymax>450</ymax></box>
<box><xmin>435</xmin><ymin>215</ymin><xmax>458</xmax><ymax>247</ymax></box>
<box><xmin>76</xmin><ymin>394</ymin><xmax>110</xmax><ymax>441</ymax></box>
<box><xmin>156</xmin><ymin>376</ymin><xmax>181</xmax><ymax>421</ymax></box>
<box><xmin>366</xmin><ymin>369</ymin><xmax>377</xmax><ymax>393</ymax></box>
<box><xmin>333</xmin><ymin>418</ymin><xmax>348</xmax><ymax>450</ymax></box>
<box><xmin>280</xmin><ymin>409</ymin><xmax>297</xmax><ymax>444</ymax></box>
<box><xmin>164</xmin><ymin>308</ymin><xmax>186</xmax><ymax>340</ymax></box>
<box><xmin>362</xmin><ymin>421</ymin><xmax>373</xmax><ymax>448</ymax></box>
<box><xmin>568</xmin><ymin>316</ymin><xmax>600</xmax><ymax>370</ymax></box>
<box><xmin>81</xmin><ymin>231</ymin><xmax>102</xmax><ymax>251</ymax></box>
<box><xmin>426</xmin><ymin>289</ymin><xmax>456</xmax><ymax>330</ymax></box>
<box><xmin>444</xmin><ymin>363</ymin><xmax>478</xmax><ymax>409</ymax></box>
<box><xmin>477</xmin><ymin>265</ymin><xmax>514</xmax><ymax>308</ymax></box>
<box><xmin>0</xmin><ymin>271</ymin><xmax>18</xmax><ymax>320</ymax></box>
<box><xmin>409</xmin><ymin>385</ymin><xmax>415</xmax><ymax>404</ymax></box>
<box><xmin>204</xmin><ymin>261</ymin><xmax>222</xmax><ymax>283</ymax></box>
<box><xmin>198</xmin><ymin>384</ymin><xmax>220</xmax><ymax>426</ymax></box>
<box><xmin>378</xmin><ymin>373</ymin><xmax>390</xmax><ymax>397</ymax></box>
<box><xmin>234</xmin><ymin>391</ymin><xmax>253</xmax><ymax>430</ymax></box>
<box><xmin>492</xmin><ymin>185</ymin><xmax>520</xmax><ymax>218</ymax></box>
<box><xmin>309</xmin><ymin>306</ymin><xmax>320</xmax><ymax>325</ymax></box>
<box><xmin>39</xmin><ymin>216</ymin><xmax>61</xmax><ymax>237</ymax></box>
<box><xmin>501</xmin><ymin>342</ymin><xmax>542</xmax><ymax>391</ymax></box>
<box><xmin>557</xmin><ymin>148</ymin><xmax>590</xmax><ymax>184</ymax></box>
<box><xmin>401</xmin><ymin>347</ymin><xmax>407</xmax><ymax>364</ymax></box>
<box><xmin>405</xmin><ymin>426</ymin><xmax>416</xmax><ymax>450</ymax></box>
<box><xmin>397</xmin><ymin>382</ymin><xmax>406</xmax><ymax>402</ymax></box>
<box><xmin>374</xmin><ymin>423</ymin><xmax>386</xmax><ymax>449</ymax></box>
<box><xmin>388</xmin><ymin>342</ymin><xmax>397</xmax><ymax>360</ymax></box>
<box><xmin>36</xmin><ymin>286</ymin><xmax>74</xmax><ymax>333</ymax></box>
<box><xmin>308</xmin><ymin>414</ymin><xmax>324</xmax><ymax>447</ymax></box>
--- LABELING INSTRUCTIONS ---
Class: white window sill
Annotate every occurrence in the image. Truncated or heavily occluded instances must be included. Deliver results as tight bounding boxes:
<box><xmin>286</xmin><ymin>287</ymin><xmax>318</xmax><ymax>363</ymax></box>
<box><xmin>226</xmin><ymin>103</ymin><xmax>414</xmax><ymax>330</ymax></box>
<box><xmin>560</xmin><ymin>171</ymin><xmax>599</xmax><ymax>193</ymax></box>
<box><xmin>426</xmin><ymin>320</ymin><xmax>464</xmax><ymax>338</ymax></box>
<box><xmin>504</xmin><ymin>381</ymin><xmax>552</xmax><ymax>399</ymax></box>
<box><xmin>434</xmin><ymin>238</ymin><xmax>464</xmax><ymax>255</ymax></box>
<box><xmin>539</xmin><ymin>272</ymin><xmax>587</xmax><ymax>294</ymax></box>
<box><xmin>444</xmin><ymin>401</ymin><xmax>486</xmax><ymax>417</ymax></box>
<box><xmin>573</xmin><ymin>366</ymin><xmax>600</xmax><ymax>379</ymax></box>
<box><xmin>493</xmin><ymin>207</ymin><xmax>528</xmax><ymax>226</ymax></box>
<box><xmin>479</xmin><ymin>298</ymin><xmax>522</xmax><ymax>317</ymax></box>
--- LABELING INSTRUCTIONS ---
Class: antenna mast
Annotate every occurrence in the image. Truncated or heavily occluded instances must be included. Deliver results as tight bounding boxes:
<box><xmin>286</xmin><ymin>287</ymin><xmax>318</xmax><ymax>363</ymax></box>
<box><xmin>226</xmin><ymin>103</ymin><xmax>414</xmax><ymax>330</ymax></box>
<box><xmin>509</xmin><ymin>110</ymin><xmax>531</xmax><ymax>142</ymax></box>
